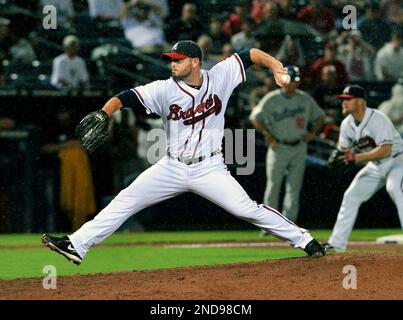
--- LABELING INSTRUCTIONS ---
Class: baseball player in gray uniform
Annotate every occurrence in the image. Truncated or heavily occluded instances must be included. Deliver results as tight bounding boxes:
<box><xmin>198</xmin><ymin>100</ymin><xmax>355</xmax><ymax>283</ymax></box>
<box><xmin>41</xmin><ymin>41</ymin><xmax>326</xmax><ymax>265</ymax></box>
<box><xmin>250</xmin><ymin>66</ymin><xmax>325</xmax><ymax>222</ymax></box>
<box><xmin>326</xmin><ymin>85</ymin><xmax>403</xmax><ymax>251</ymax></box>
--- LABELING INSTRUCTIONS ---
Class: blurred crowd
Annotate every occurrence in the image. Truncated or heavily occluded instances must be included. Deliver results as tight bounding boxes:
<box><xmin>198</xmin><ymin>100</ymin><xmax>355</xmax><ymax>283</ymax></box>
<box><xmin>1</xmin><ymin>0</ymin><xmax>403</xmax><ymax>231</ymax></box>
<box><xmin>0</xmin><ymin>0</ymin><xmax>402</xmax><ymax>125</ymax></box>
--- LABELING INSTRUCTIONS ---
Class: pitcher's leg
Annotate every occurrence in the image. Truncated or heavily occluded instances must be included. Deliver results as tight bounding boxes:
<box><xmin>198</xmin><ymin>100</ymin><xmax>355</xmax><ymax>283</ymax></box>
<box><xmin>263</xmin><ymin>148</ymin><xmax>287</xmax><ymax>209</ymax></box>
<box><xmin>282</xmin><ymin>149</ymin><xmax>306</xmax><ymax>222</ymax></box>
<box><xmin>328</xmin><ymin>166</ymin><xmax>384</xmax><ymax>250</ymax></box>
<box><xmin>192</xmin><ymin>168</ymin><xmax>312</xmax><ymax>249</ymax></box>
<box><xmin>385</xmin><ymin>164</ymin><xmax>403</xmax><ymax>227</ymax></box>
<box><xmin>69</xmin><ymin>158</ymin><xmax>185</xmax><ymax>258</ymax></box>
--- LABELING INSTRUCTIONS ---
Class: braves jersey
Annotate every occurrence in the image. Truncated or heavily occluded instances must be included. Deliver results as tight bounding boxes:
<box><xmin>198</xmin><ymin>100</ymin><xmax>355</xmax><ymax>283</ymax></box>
<box><xmin>338</xmin><ymin>107</ymin><xmax>403</xmax><ymax>164</ymax></box>
<box><xmin>129</xmin><ymin>54</ymin><xmax>246</xmax><ymax>158</ymax></box>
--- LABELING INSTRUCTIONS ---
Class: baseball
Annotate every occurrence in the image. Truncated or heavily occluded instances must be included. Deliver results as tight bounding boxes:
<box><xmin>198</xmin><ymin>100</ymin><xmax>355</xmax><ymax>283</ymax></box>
<box><xmin>281</xmin><ymin>74</ymin><xmax>291</xmax><ymax>84</ymax></box>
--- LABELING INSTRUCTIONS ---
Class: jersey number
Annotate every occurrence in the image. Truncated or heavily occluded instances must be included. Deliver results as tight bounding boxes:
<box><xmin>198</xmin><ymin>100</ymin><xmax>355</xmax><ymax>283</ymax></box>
<box><xmin>296</xmin><ymin>116</ymin><xmax>305</xmax><ymax>129</ymax></box>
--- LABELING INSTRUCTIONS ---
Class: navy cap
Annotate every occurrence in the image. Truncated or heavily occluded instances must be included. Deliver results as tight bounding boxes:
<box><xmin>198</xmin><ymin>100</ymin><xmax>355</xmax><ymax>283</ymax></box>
<box><xmin>286</xmin><ymin>65</ymin><xmax>301</xmax><ymax>82</ymax></box>
<box><xmin>161</xmin><ymin>40</ymin><xmax>203</xmax><ymax>61</ymax></box>
<box><xmin>338</xmin><ymin>85</ymin><xmax>366</xmax><ymax>100</ymax></box>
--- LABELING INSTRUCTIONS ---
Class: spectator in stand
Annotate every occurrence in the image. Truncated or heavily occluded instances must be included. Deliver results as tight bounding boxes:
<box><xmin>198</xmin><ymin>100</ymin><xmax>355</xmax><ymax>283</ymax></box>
<box><xmin>277</xmin><ymin>0</ymin><xmax>298</xmax><ymax>20</ymax></box>
<box><xmin>88</xmin><ymin>0</ymin><xmax>122</xmax><ymax>23</ymax></box>
<box><xmin>378</xmin><ymin>78</ymin><xmax>403</xmax><ymax>137</ymax></box>
<box><xmin>358</xmin><ymin>1</ymin><xmax>392</xmax><ymax>50</ymax></box>
<box><xmin>251</xmin><ymin>0</ymin><xmax>270</xmax><ymax>23</ymax></box>
<box><xmin>0</xmin><ymin>17</ymin><xmax>10</xmax><ymax>87</ymax></box>
<box><xmin>50</xmin><ymin>35</ymin><xmax>89</xmax><ymax>90</ymax></box>
<box><xmin>380</xmin><ymin>0</ymin><xmax>402</xmax><ymax>25</ymax></box>
<box><xmin>223</xmin><ymin>0</ymin><xmax>250</xmax><ymax>37</ymax></box>
<box><xmin>311</xmin><ymin>64</ymin><xmax>343</xmax><ymax>125</ymax></box>
<box><xmin>0</xmin><ymin>117</ymin><xmax>16</xmax><ymax>130</ymax></box>
<box><xmin>297</xmin><ymin>0</ymin><xmax>336</xmax><ymax>36</ymax></box>
<box><xmin>307</xmin><ymin>41</ymin><xmax>349</xmax><ymax>90</ymax></box>
<box><xmin>41</xmin><ymin>105</ymin><xmax>96</xmax><ymax>231</ymax></box>
<box><xmin>275</xmin><ymin>35</ymin><xmax>306</xmax><ymax>68</ymax></box>
<box><xmin>336</xmin><ymin>30</ymin><xmax>375</xmax><ymax>81</ymax></box>
<box><xmin>231</xmin><ymin>17</ymin><xmax>257</xmax><ymax>51</ymax></box>
<box><xmin>140</xmin><ymin>0</ymin><xmax>169</xmax><ymax>24</ymax></box>
<box><xmin>208</xmin><ymin>16</ymin><xmax>230</xmax><ymax>55</ymax></box>
<box><xmin>40</xmin><ymin>0</ymin><xmax>75</xmax><ymax>28</ymax></box>
<box><xmin>391</xmin><ymin>7</ymin><xmax>403</xmax><ymax>34</ymax></box>
<box><xmin>165</xmin><ymin>2</ymin><xmax>203</xmax><ymax>43</ymax></box>
<box><xmin>197</xmin><ymin>35</ymin><xmax>219</xmax><ymax>70</ymax></box>
<box><xmin>255</xmin><ymin>1</ymin><xmax>280</xmax><ymax>26</ymax></box>
<box><xmin>10</xmin><ymin>39</ymin><xmax>37</xmax><ymax>65</ymax></box>
<box><xmin>0</xmin><ymin>17</ymin><xmax>12</xmax><ymax>61</ymax></box>
<box><xmin>252</xmin><ymin>0</ymin><xmax>296</xmax><ymax>22</ymax></box>
<box><xmin>121</xmin><ymin>0</ymin><xmax>166</xmax><ymax>52</ymax></box>
<box><xmin>375</xmin><ymin>31</ymin><xmax>403</xmax><ymax>81</ymax></box>
<box><xmin>254</xmin><ymin>1</ymin><xmax>283</xmax><ymax>52</ymax></box>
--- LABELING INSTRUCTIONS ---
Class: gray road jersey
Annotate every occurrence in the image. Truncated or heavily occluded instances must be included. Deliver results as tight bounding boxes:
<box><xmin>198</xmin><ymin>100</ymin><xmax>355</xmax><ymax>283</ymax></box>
<box><xmin>250</xmin><ymin>89</ymin><xmax>325</xmax><ymax>142</ymax></box>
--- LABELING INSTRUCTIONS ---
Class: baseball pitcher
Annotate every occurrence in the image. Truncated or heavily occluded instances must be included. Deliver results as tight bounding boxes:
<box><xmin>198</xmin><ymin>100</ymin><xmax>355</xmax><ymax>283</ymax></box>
<box><xmin>326</xmin><ymin>85</ymin><xmax>403</xmax><ymax>251</ymax></box>
<box><xmin>42</xmin><ymin>41</ymin><xmax>326</xmax><ymax>264</ymax></box>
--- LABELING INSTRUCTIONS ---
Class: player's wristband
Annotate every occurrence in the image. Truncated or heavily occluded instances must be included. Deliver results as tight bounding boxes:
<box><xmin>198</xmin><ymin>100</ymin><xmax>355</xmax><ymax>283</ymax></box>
<box><xmin>344</xmin><ymin>152</ymin><xmax>355</xmax><ymax>164</ymax></box>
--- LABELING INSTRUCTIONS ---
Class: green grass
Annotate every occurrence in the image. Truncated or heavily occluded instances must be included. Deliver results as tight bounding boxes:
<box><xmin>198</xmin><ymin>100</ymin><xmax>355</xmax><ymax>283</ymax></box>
<box><xmin>0</xmin><ymin>229</ymin><xmax>400</xmax><ymax>247</ymax></box>
<box><xmin>0</xmin><ymin>246</ymin><xmax>303</xmax><ymax>280</ymax></box>
<box><xmin>0</xmin><ymin>229</ymin><xmax>400</xmax><ymax>280</ymax></box>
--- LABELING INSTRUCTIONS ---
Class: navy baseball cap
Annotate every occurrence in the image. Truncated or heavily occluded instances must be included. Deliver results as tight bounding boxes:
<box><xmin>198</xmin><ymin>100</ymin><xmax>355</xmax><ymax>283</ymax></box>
<box><xmin>338</xmin><ymin>85</ymin><xmax>366</xmax><ymax>99</ymax></box>
<box><xmin>161</xmin><ymin>40</ymin><xmax>203</xmax><ymax>61</ymax></box>
<box><xmin>286</xmin><ymin>65</ymin><xmax>301</xmax><ymax>82</ymax></box>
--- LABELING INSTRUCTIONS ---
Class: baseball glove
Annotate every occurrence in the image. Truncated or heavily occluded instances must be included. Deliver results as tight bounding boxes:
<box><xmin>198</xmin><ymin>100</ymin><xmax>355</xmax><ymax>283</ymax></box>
<box><xmin>328</xmin><ymin>149</ymin><xmax>356</xmax><ymax>171</ymax></box>
<box><xmin>76</xmin><ymin>110</ymin><xmax>110</xmax><ymax>154</ymax></box>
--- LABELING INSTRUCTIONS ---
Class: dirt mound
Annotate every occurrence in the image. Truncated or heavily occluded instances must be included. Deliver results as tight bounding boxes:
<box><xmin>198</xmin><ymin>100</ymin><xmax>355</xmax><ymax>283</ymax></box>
<box><xmin>1</xmin><ymin>252</ymin><xmax>402</xmax><ymax>300</ymax></box>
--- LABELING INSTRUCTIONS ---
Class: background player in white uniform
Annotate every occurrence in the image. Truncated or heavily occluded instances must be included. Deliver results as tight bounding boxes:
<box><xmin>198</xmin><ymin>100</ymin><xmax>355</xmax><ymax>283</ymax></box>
<box><xmin>325</xmin><ymin>85</ymin><xmax>403</xmax><ymax>251</ymax></box>
<box><xmin>42</xmin><ymin>40</ymin><xmax>326</xmax><ymax>264</ymax></box>
<box><xmin>250</xmin><ymin>66</ymin><xmax>325</xmax><ymax>223</ymax></box>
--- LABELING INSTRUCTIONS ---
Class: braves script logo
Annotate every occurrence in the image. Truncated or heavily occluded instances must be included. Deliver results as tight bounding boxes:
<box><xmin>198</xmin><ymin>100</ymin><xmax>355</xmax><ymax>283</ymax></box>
<box><xmin>353</xmin><ymin>136</ymin><xmax>376</xmax><ymax>151</ymax></box>
<box><xmin>167</xmin><ymin>94</ymin><xmax>222</xmax><ymax>125</ymax></box>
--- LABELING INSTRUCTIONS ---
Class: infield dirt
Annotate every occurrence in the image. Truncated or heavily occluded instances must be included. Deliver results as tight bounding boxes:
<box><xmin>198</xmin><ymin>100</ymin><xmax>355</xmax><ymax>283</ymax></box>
<box><xmin>1</xmin><ymin>252</ymin><xmax>402</xmax><ymax>299</ymax></box>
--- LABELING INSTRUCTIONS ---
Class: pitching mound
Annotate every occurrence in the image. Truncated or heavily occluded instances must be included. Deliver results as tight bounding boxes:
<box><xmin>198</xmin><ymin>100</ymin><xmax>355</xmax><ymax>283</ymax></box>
<box><xmin>1</xmin><ymin>252</ymin><xmax>402</xmax><ymax>300</ymax></box>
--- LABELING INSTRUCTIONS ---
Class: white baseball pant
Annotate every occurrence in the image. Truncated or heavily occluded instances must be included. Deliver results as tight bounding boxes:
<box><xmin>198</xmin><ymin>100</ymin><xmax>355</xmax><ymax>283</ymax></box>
<box><xmin>328</xmin><ymin>153</ymin><xmax>403</xmax><ymax>250</ymax></box>
<box><xmin>69</xmin><ymin>153</ymin><xmax>313</xmax><ymax>259</ymax></box>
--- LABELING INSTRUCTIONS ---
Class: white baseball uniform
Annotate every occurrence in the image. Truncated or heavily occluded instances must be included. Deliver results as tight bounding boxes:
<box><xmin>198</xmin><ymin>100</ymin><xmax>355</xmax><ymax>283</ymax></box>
<box><xmin>69</xmin><ymin>54</ymin><xmax>313</xmax><ymax>259</ymax></box>
<box><xmin>328</xmin><ymin>107</ymin><xmax>403</xmax><ymax>250</ymax></box>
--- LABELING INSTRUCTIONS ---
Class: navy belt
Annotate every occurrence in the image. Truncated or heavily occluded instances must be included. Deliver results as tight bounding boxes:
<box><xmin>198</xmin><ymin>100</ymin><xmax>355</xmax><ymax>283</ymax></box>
<box><xmin>167</xmin><ymin>150</ymin><xmax>221</xmax><ymax>165</ymax></box>
<box><xmin>278</xmin><ymin>139</ymin><xmax>303</xmax><ymax>146</ymax></box>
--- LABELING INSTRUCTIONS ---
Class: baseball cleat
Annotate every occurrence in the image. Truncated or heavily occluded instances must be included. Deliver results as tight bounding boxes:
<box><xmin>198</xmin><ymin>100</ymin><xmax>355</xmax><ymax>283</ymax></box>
<box><xmin>304</xmin><ymin>239</ymin><xmax>326</xmax><ymax>258</ymax></box>
<box><xmin>42</xmin><ymin>234</ymin><xmax>82</xmax><ymax>265</ymax></box>
<box><xmin>323</xmin><ymin>243</ymin><xmax>345</xmax><ymax>253</ymax></box>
